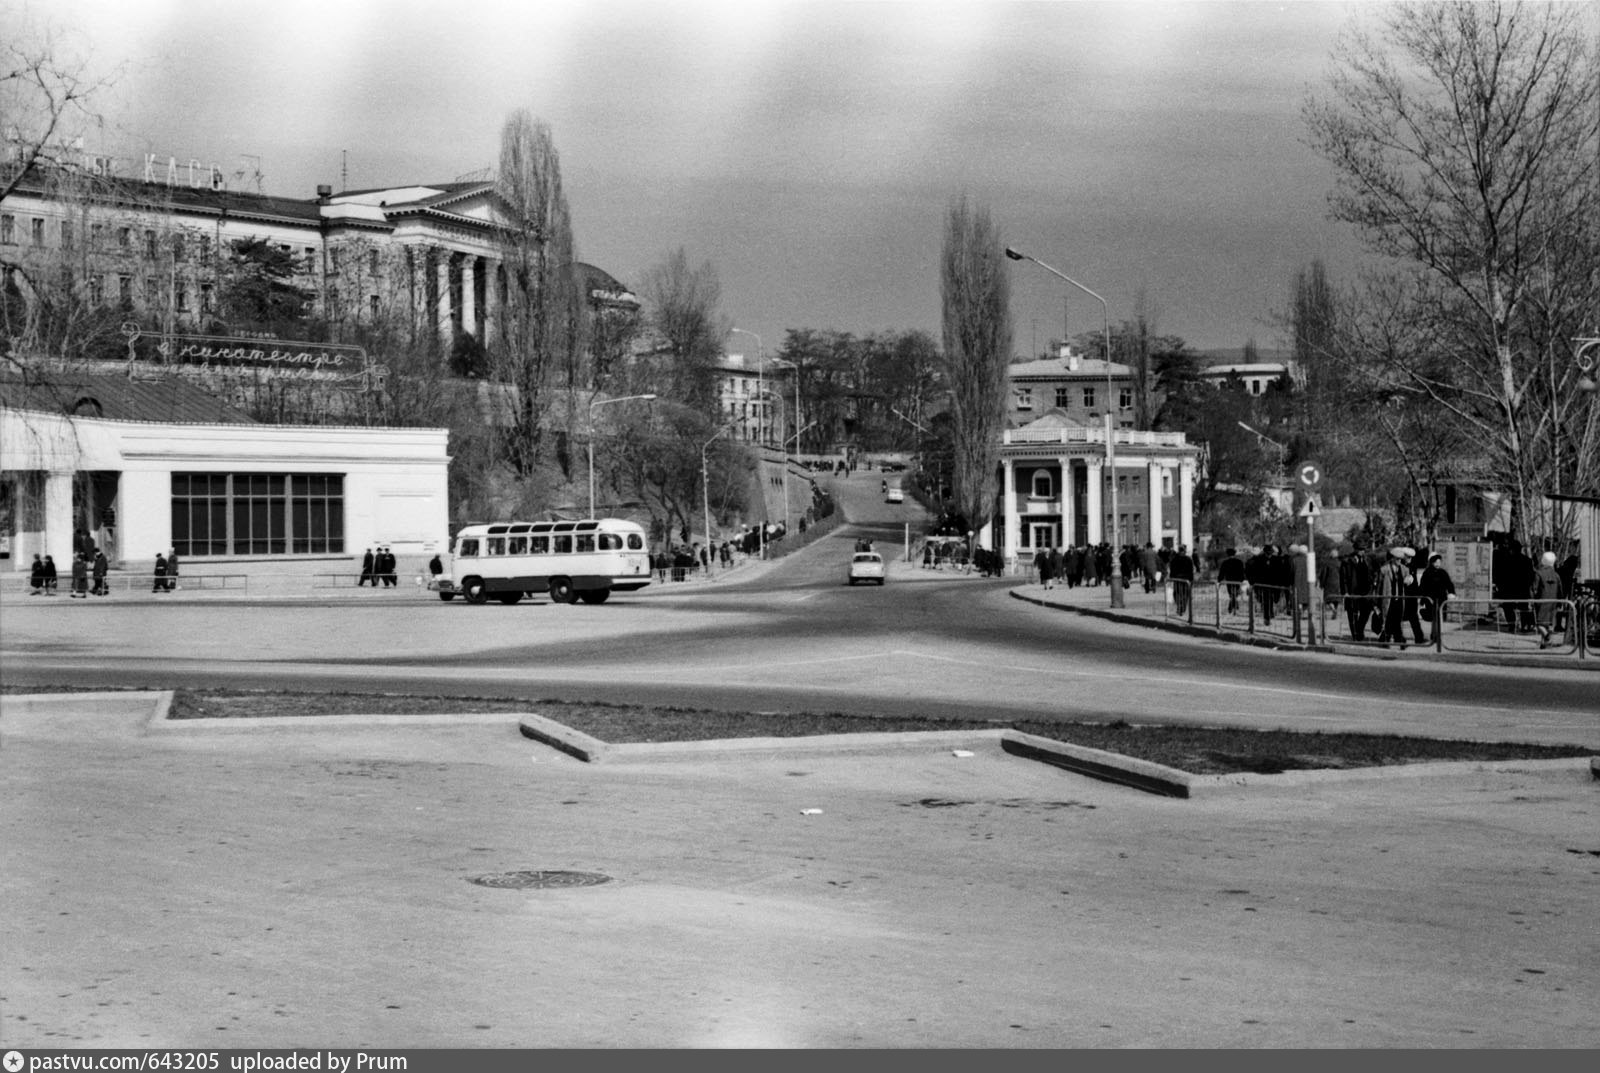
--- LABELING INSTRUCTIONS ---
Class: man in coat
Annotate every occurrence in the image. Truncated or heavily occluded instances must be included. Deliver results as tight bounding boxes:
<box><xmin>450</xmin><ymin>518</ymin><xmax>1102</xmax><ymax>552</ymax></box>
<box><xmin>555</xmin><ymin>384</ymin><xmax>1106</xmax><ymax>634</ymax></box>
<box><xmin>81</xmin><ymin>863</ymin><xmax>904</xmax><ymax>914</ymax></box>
<box><xmin>1340</xmin><ymin>544</ymin><xmax>1373</xmax><ymax>642</ymax></box>
<box><xmin>152</xmin><ymin>552</ymin><xmax>168</xmax><ymax>593</ymax></box>
<box><xmin>360</xmin><ymin>547</ymin><xmax>376</xmax><ymax>587</ymax></box>
<box><xmin>1139</xmin><ymin>543</ymin><xmax>1161</xmax><ymax>593</ymax></box>
<box><xmin>91</xmin><ymin>549</ymin><xmax>109</xmax><ymax>595</ymax></box>
<box><xmin>1217</xmin><ymin>547</ymin><xmax>1246</xmax><ymax>615</ymax></box>
<box><xmin>1419</xmin><ymin>552</ymin><xmax>1456</xmax><ymax>645</ymax></box>
<box><xmin>1168</xmin><ymin>544</ymin><xmax>1196</xmax><ymax>616</ymax></box>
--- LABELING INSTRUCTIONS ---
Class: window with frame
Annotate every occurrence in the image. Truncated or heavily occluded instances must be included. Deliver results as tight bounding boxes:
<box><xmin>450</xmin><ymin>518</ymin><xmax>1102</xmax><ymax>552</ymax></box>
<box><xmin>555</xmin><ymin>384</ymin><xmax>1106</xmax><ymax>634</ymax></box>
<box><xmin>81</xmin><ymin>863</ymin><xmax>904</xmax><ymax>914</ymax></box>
<box><xmin>508</xmin><ymin>536</ymin><xmax>528</xmax><ymax>555</ymax></box>
<box><xmin>118</xmin><ymin>226</ymin><xmax>132</xmax><ymax>250</ymax></box>
<box><xmin>1119</xmin><ymin>388</ymin><xmax>1132</xmax><ymax>410</ymax></box>
<box><xmin>456</xmin><ymin>538</ymin><xmax>480</xmax><ymax>558</ymax></box>
<box><xmin>553</xmin><ymin>535</ymin><xmax>573</xmax><ymax>554</ymax></box>
<box><xmin>1016</xmin><ymin>387</ymin><xmax>1033</xmax><ymax>410</ymax></box>
<box><xmin>0</xmin><ymin>214</ymin><xmax>13</xmax><ymax>244</ymax></box>
<box><xmin>200</xmin><ymin>282</ymin><xmax>214</xmax><ymax>313</ymax></box>
<box><xmin>118</xmin><ymin>275</ymin><xmax>132</xmax><ymax>302</ymax></box>
<box><xmin>171</xmin><ymin>473</ymin><xmax>344</xmax><ymax>557</ymax></box>
<box><xmin>31</xmin><ymin>218</ymin><xmax>44</xmax><ymax>246</ymax></box>
<box><xmin>145</xmin><ymin>230</ymin><xmax>158</xmax><ymax>259</ymax></box>
<box><xmin>1082</xmin><ymin>387</ymin><xmax>1096</xmax><ymax>409</ymax></box>
<box><xmin>90</xmin><ymin>223</ymin><xmax>104</xmax><ymax>248</ymax></box>
<box><xmin>486</xmin><ymin>537</ymin><xmax>505</xmax><ymax>556</ymax></box>
<box><xmin>1031</xmin><ymin>471</ymin><xmax>1053</xmax><ymax>498</ymax></box>
<box><xmin>1055</xmin><ymin>387</ymin><xmax>1070</xmax><ymax>408</ymax></box>
<box><xmin>575</xmin><ymin>534</ymin><xmax>596</xmax><ymax>553</ymax></box>
<box><xmin>531</xmin><ymin>536</ymin><xmax>549</xmax><ymax>554</ymax></box>
<box><xmin>60</xmin><ymin>219</ymin><xmax>73</xmax><ymax>248</ymax></box>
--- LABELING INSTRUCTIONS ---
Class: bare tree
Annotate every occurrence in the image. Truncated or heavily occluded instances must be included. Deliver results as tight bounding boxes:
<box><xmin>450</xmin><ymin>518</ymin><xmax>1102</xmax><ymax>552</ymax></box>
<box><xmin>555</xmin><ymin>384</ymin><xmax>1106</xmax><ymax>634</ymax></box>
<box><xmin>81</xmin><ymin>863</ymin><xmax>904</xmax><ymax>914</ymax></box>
<box><xmin>1303</xmin><ymin>1</ymin><xmax>1600</xmax><ymax>543</ymax></box>
<box><xmin>939</xmin><ymin>195</ymin><xmax>1011</xmax><ymax>532</ymax></box>
<box><xmin>0</xmin><ymin>10</ymin><xmax>116</xmax><ymax>202</ymax></box>
<box><xmin>637</xmin><ymin>247</ymin><xmax>725</xmax><ymax>412</ymax></box>
<box><xmin>492</xmin><ymin>109</ymin><xmax>579</xmax><ymax>476</ymax></box>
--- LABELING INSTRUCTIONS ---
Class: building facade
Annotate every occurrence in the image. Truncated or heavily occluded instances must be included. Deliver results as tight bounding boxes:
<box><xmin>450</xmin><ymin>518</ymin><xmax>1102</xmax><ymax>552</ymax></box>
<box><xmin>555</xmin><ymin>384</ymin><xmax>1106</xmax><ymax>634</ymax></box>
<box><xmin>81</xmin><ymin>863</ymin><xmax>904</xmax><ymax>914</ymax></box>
<box><xmin>1</xmin><ymin>163</ymin><xmax>638</xmax><ymax>358</ymax></box>
<box><xmin>1</xmin><ymin>404</ymin><xmax>450</xmax><ymax>575</ymax></box>
<box><xmin>1007</xmin><ymin>349</ymin><xmax>1138</xmax><ymax>429</ymax></box>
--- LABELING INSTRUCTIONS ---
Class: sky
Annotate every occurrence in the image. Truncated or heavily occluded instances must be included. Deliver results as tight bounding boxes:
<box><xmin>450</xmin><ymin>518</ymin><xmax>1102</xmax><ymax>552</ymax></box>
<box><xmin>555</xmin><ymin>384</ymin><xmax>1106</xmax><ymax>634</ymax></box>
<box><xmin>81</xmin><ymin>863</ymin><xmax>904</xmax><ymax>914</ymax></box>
<box><xmin>12</xmin><ymin>0</ymin><xmax>1387</xmax><ymax>357</ymax></box>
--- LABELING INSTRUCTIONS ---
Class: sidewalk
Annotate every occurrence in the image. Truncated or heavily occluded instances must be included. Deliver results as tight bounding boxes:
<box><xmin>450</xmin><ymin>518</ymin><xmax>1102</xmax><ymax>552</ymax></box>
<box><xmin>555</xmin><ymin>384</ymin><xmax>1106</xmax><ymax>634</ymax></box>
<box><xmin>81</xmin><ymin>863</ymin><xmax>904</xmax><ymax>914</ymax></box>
<box><xmin>1012</xmin><ymin>573</ymin><xmax>1599</xmax><ymax>670</ymax></box>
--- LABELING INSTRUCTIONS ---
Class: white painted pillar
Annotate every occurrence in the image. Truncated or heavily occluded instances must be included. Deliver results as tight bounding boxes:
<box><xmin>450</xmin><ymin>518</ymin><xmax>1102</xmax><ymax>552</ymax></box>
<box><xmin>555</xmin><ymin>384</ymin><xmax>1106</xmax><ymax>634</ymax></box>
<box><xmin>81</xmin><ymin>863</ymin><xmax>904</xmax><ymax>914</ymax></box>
<box><xmin>1179</xmin><ymin>459</ymin><xmax>1195</xmax><ymax>550</ymax></box>
<box><xmin>45</xmin><ymin>471</ymin><xmax>74</xmax><ymax>566</ymax></box>
<box><xmin>482</xmin><ymin>259</ymin><xmax>497</xmax><ymax>345</ymax></box>
<box><xmin>461</xmin><ymin>257</ymin><xmax>477</xmax><ymax>339</ymax></box>
<box><xmin>1085</xmin><ymin>458</ymin><xmax>1103</xmax><ymax>544</ymax></box>
<box><xmin>1002</xmin><ymin>457</ymin><xmax>1018</xmax><ymax>570</ymax></box>
<box><xmin>1148</xmin><ymin>460</ymin><xmax>1164</xmax><ymax>547</ymax></box>
<box><xmin>1060</xmin><ymin>456</ymin><xmax>1076</xmax><ymax>547</ymax></box>
<box><xmin>436</xmin><ymin>252</ymin><xmax>452</xmax><ymax>343</ymax></box>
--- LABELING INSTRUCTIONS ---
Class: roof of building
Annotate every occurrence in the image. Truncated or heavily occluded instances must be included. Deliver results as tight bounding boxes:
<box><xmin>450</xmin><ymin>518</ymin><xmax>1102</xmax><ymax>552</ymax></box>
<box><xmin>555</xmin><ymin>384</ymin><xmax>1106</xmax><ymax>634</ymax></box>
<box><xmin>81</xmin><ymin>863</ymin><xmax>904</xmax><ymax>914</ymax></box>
<box><xmin>0</xmin><ymin>370</ymin><xmax>257</xmax><ymax>425</ymax></box>
<box><xmin>1009</xmin><ymin>355</ymin><xmax>1133</xmax><ymax>380</ymax></box>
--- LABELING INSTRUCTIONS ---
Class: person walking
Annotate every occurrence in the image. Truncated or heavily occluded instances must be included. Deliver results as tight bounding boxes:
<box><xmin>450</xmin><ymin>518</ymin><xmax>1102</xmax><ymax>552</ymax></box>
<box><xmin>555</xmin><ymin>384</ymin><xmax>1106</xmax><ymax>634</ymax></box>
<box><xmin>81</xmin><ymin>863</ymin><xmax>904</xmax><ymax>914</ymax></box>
<box><xmin>1168</xmin><ymin>544</ymin><xmax>1196</xmax><ymax>616</ymax></box>
<box><xmin>70</xmin><ymin>552</ymin><xmax>89</xmax><ymax>598</ymax></box>
<box><xmin>1246</xmin><ymin>545</ymin><xmax>1274</xmax><ymax>625</ymax></box>
<box><xmin>92</xmin><ymin>548</ymin><xmax>109</xmax><ymax>596</ymax></box>
<box><xmin>152</xmin><ymin>552</ymin><xmax>168</xmax><ymax>593</ymax></box>
<box><xmin>1034</xmin><ymin>546</ymin><xmax>1054</xmax><ymax>590</ymax></box>
<box><xmin>1419</xmin><ymin>552</ymin><xmax>1455</xmax><ymax>646</ymax></box>
<box><xmin>166</xmin><ymin>548</ymin><xmax>180</xmax><ymax>591</ymax></box>
<box><xmin>42</xmin><ymin>554</ymin><xmax>58</xmax><ymax>595</ymax></box>
<box><xmin>1317</xmin><ymin>547</ymin><xmax>1343</xmax><ymax>628</ymax></box>
<box><xmin>1532</xmin><ymin>550</ymin><xmax>1563</xmax><ymax>649</ymax></box>
<box><xmin>1139</xmin><ymin>543</ymin><xmax>1162</xmax><ymax>595</ymax></box>
<box><xmin>29</xmin><ymin>553</ymin><xmax>45</xmax><ymax>595</ymax></box>
<box><xmin>1340</xmin><ymin>543</ymin><xmax>1374</xmax><ymax>641</ymax></box>
<box><xmin>1377</xmin><ymin>547</ymin><xmax>1424</xmax><ymax>648</ymax></box>
<box><xmin>1217</xmin><ymin>547</ymin><xmax>1245</xmax><ymax>615</ymax></box>
<box><xmin>1289</xmin><ymin>544</ymin><xmax>1312</xmax><ymax>641</ymax></box>
<box><xmin>360</xmin><ymin>547</ymin><xmax>376</xmax><ymax>587</ymax></box>
<box><xmin>1048</xmin><ymin>546</ymin><xmax>1063</xmax><ymax>592</ymax></box>
<box><xmin>428</xmin><ymin>552</ymin><xmax>444</xmax><ymax>582</ymax></box>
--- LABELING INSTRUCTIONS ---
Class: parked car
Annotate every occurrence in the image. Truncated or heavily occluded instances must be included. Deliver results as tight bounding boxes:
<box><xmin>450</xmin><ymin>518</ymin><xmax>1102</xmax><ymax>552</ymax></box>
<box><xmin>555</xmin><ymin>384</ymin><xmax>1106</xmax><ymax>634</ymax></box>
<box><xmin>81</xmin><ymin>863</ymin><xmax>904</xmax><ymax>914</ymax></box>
<box><xmin>886</xmin><ymin>487</ymin><xmax>904</xmax><ymax>504</ymax></box>
<box><xmin>847</xmin><ymin>551</ymin><xmax>886</xmax><ymax>586</ymax></box>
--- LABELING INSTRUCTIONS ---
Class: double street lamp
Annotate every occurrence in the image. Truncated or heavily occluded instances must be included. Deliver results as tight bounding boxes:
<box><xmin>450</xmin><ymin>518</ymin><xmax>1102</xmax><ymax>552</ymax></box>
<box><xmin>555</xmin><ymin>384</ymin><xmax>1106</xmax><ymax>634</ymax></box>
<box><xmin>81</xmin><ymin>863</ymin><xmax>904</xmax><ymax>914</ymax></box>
<box><xmin>1005</xmin><ymin>246</ymin><xmax>1125</xmax><ymax>608</ymax></box>
<box><xmin>587</xmin><ymin>393</ymin><xmax>656</xmax><ymax>518</ymax></box>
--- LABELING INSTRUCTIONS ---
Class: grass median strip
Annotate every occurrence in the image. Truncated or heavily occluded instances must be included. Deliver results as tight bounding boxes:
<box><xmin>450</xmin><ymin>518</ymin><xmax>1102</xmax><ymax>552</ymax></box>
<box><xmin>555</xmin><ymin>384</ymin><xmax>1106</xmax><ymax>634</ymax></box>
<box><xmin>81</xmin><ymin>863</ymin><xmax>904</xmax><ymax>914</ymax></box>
<box><xmin>145</xmin><ymin>688</ymin><xmax>1600</xmax><ymax>776</ymax></box>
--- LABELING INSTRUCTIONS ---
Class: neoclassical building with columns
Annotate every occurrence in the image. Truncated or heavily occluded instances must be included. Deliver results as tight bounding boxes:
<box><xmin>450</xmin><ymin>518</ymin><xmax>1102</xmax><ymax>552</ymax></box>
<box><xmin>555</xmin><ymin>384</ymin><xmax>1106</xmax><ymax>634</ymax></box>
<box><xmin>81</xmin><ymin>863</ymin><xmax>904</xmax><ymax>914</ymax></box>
<box><xmin>993</xmin><ymin>410</ymin><xmax>1201</xmax><ymax>565</ymax></box>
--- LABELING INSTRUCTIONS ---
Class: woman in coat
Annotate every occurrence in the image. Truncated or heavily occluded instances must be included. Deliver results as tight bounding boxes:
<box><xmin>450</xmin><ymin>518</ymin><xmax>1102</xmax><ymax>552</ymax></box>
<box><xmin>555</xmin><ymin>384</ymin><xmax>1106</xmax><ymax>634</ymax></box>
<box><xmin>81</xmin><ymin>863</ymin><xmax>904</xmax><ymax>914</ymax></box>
<box><xmin>1532</xmin><ymin>550</ymin><xmax>1563</xmax><ymax>648</ymax></box>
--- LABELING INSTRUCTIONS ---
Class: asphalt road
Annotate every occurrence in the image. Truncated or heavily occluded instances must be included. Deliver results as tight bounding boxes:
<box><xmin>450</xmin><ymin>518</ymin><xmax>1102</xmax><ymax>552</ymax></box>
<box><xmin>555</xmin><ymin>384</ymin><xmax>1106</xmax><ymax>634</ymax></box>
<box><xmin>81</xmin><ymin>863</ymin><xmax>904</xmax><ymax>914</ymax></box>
<box><xmin>2</xmin><ymin>473</ymin><xmax>1596</xmax><ymax>748</ymax></box>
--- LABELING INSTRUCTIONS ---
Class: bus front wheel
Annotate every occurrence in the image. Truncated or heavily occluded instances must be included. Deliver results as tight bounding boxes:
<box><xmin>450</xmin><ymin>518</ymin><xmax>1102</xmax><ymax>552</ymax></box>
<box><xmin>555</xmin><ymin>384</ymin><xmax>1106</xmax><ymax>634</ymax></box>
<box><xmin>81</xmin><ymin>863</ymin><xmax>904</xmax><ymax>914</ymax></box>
<box><xmin>462</xmin><ymin>578</ymin><xmax>487</xmax><ymax>605</ymax></box>
<box><xmin>549</xmin><ymin>577</ymin><xmax>575</xmax><ymax>604</ymax></box>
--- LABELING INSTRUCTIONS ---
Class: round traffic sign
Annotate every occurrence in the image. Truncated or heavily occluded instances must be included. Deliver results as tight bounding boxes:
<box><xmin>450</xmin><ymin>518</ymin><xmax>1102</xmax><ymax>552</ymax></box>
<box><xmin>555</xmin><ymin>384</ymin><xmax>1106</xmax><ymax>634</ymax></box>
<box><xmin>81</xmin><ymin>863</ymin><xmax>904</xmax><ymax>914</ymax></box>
<box><xmin>1297</xmin><ymin>461</ymin><xmax>1323</xmax><ymax>488</ymax></box>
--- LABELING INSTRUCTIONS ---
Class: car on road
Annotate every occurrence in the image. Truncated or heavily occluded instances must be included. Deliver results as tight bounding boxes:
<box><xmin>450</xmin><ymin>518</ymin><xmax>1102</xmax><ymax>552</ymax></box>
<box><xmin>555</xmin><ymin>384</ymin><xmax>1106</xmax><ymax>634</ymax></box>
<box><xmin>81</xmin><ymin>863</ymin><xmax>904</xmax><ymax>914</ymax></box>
<box><xmin>885</xmin><ymin>487</ymin><xmax>904</xmax><ymax>504</ymax></box>
<box><xmin>847</xmin><ymin>551</ymin><xmax>887</xmax><ymax>586</ymax></box>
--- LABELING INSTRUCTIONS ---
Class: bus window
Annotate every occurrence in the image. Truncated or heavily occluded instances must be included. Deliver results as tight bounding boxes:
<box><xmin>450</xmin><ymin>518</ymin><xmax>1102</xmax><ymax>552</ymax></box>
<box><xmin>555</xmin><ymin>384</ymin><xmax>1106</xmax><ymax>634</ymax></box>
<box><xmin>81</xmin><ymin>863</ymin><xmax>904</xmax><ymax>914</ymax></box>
<box><xmin>457</xmin><ymin>538</ymin><xmax>480</xmax><ymax>557</ymax></box>
<box><xmin>554</xmin><ymin>535</ymin><xmax>572</xmax><ymax>554</ymax></box>
<box><xmin>627</xmin><ymin>534</ymin><xmax>644</xmax><ymax>550</ymax></box>
<box><xmin>487</xmin><ymin>537</ymin><xmax>505</xmax><ymax>556</ymax></box>
<box><xmin>508</xmin><ymin>536</ymin><xmax>527</xmax><ymax>555</ymax></box>
<box><xmin>531</xmin><ymin>536</ymin><xmax>549</xmax><ymax>554</ymax></box>
<box><xmin>576</xmin><ymin>534</ymin><xmax>596</xmax><ymax>554</ymax></box>
<box><xmin>599</xmin><ymin>534</ymin><xmax>622</xmax><ymax>551</ymax></box>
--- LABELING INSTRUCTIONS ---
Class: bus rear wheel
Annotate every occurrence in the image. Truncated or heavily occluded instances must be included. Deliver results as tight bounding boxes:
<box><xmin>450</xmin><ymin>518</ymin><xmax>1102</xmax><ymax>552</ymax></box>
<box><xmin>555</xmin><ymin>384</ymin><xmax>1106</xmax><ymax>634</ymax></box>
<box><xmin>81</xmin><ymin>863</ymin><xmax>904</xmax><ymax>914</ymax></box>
<box><xmin>462</xmin><ymin>578</ymin><xmax>487</xmax><ymax>605</ymax></box>
<box><xmin>549</xmin><ymin>577</ymin><xmax>575</xmax><ymax>604</ymax></box>
<box><xmin>578</xmin><ymin>589</ymin><xmax>611</xmax><ymax>605</ymax></box>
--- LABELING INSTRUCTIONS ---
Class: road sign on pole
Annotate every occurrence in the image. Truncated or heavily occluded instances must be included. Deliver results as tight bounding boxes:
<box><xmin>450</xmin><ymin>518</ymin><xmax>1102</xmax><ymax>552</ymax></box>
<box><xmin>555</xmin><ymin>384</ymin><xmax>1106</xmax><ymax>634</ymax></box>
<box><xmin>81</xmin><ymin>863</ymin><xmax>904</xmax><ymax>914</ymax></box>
<box><xmin>1298</xmin><ymin>497</ymin><xmax>1320</xmax><ymax>519</ymax></box>
<box><xmin>1297</xmin><ymin>461</ymin><xmax>1324</xmax><ymax>489</ymax></box>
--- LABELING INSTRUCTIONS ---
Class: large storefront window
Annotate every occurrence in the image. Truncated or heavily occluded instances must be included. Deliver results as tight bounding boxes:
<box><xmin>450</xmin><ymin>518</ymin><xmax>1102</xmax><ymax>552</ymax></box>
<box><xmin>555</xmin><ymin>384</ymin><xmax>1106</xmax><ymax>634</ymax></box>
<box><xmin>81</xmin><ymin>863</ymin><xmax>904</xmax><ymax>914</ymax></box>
<box><xmin>171</xmin><ymin>473</ymin><xmax>344</xmax><ymax>556</ymax></box>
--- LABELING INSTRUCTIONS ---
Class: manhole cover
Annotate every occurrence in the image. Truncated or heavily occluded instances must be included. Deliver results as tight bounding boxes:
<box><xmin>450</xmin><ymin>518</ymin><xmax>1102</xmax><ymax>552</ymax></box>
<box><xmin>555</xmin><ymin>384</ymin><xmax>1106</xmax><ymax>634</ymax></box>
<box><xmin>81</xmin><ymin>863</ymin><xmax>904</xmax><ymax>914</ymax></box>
<box><xmin>467</xmin><ymin>870</ymin><xmax>612</xmax><ymax>890</ymax></box>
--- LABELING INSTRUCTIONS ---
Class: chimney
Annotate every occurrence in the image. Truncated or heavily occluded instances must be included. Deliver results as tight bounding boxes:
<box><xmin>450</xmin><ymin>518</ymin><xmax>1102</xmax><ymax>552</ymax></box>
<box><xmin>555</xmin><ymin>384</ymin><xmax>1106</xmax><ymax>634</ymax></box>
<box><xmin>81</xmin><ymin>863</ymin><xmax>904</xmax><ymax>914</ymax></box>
<box><xmin>1060</xmin><ymin>345</ymin><xmax>1080</xmax><ymax>372</ymax></box>
<box><xmin>316</xmin><ymin>184</ymin><xmax>332</xmax><ymax>202</ymax></box>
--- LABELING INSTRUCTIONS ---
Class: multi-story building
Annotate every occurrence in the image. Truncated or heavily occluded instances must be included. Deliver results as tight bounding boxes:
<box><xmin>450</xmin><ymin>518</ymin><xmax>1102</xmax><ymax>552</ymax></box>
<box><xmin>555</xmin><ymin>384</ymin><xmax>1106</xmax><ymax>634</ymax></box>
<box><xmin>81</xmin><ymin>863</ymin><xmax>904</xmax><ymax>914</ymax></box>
<box><xmin>715</xmin><ymin>351</ymin><xmax>797</xmax><ymax>447</ymax></box>
<box><xmin>1006</xmin><ymin>347</ymin><xmax>1138</xmax><ymax>429</ymax></box>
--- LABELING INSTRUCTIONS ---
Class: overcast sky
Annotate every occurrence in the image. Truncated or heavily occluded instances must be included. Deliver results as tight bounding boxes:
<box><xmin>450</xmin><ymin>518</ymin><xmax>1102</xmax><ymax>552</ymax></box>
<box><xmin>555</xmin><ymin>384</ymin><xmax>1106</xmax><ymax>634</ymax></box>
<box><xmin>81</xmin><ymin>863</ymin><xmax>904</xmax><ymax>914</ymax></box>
<box><xmin>20</xmin><ymin>0</ymin><xmax>1386</xmax><ymax>356</ymax></box>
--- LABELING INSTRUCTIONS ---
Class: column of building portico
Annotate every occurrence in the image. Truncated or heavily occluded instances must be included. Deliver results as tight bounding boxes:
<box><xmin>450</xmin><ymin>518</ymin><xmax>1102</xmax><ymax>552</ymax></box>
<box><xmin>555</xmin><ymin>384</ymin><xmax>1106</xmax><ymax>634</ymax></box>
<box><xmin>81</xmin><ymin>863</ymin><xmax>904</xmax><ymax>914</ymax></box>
<box><xmin>1002</xmin><ymin>458</ymin><xmax>1018</xmax><ymax>571</ymax></box>
<box><xmin>461</xmin><ymin>257</ymin><xmax>477</xmax><ymax>341</ymax></box>
<box><xmin>1147</xmin><ymin>460</ymin><xmax>1164</xmax><ymax>547</ymax></box>
<box><xmin>1179</xmin><ymin>460</ymin><xmax>1195</xmax><ymax>550</ymax></box>
<box><xmin>482</xmin><ymin>259</ymin><xmax>498</xmax><ymax>345</ymax></box>
<box><xmin>45</xmin><ymin>471</ymin><xmax>74</xmax><ymax>567</ymax></box>
<box><xmin>1059</xmin><ymin>456</ymin><xmax>1076</xmax><ymax>547</ymax></box>
<box><xmin>1085</xmin><ymin>458</ymin><xmax>1104</xmax><ymax>544</ymax></box>
<box><xmin>435</xmin><ymin>252</ymin><xmax>452</xmax><ymax>345</ymax></box>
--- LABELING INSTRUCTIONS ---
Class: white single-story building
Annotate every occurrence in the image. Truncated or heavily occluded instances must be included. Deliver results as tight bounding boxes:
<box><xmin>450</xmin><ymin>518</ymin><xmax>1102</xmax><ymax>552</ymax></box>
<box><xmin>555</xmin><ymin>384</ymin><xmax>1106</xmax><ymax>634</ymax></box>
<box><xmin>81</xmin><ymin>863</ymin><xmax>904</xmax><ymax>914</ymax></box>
<box><xmin>1</xmin><ymin>402</ymin><xmax>449</xmax><ymax>575</ymax></box>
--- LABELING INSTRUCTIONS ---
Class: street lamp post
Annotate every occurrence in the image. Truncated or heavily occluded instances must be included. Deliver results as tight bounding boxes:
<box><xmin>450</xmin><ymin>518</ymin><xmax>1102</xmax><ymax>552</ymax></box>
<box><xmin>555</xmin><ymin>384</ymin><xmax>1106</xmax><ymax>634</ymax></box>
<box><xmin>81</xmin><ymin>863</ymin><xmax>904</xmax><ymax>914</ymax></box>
<box><xmin>702</xmin><ymin>420</ymin><xmax>737</xmax><ymax>570</ymax></box>
<box><xmin>587</xmin><ymin>393</ymin><xmax>656</xmax><ymax>518</ymax></box>
<box><xmin>1005</xmin><ymin>247</ymin><xmax>1124</xmax><ymax>607</ymax></box>
<box><xmin>768</xmin><ymin>357</ymin><xmax>804</xmax><ymax>534</ymax></box>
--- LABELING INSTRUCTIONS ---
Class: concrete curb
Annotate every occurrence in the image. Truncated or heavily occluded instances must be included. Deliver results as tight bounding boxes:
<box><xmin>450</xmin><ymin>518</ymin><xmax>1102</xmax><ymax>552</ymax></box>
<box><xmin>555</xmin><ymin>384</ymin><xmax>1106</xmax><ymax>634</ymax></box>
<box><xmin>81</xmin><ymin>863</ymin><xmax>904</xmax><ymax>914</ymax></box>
<box><xmin>1010</xmin><ymin>588</ymin><xmax>1322</xmax><ymax>653</ymax></box>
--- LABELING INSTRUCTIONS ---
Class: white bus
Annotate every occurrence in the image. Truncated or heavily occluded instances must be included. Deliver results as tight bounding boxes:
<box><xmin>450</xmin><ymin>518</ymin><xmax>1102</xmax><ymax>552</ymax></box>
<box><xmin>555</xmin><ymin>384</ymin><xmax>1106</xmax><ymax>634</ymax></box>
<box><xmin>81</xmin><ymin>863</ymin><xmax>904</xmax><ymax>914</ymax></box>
<box><xmin>434</xmin><ymin>518</ymin><xmax>652</xmax><ymax>605</ymax></box>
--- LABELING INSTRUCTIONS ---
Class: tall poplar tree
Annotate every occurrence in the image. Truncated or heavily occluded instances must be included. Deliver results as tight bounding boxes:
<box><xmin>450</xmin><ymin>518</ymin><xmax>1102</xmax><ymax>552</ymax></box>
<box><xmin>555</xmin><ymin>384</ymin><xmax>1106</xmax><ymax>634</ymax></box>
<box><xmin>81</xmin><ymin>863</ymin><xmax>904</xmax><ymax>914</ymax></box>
<box><xmin>939</xmin><ymin>195</ymin><xmax>1012</xmax><ymax>534</ymax></box>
